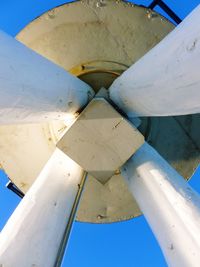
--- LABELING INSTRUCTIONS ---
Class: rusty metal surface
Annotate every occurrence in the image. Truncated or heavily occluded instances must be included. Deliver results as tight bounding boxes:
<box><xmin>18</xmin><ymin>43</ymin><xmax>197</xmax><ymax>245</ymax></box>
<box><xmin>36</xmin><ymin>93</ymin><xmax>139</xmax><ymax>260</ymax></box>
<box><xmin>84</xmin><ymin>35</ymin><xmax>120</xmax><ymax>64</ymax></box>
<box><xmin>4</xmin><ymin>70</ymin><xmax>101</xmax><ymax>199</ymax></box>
<box><xmin>1</xmin><ymin>0</ymin><xmax>197</xmax><ymax>224</ymax></box>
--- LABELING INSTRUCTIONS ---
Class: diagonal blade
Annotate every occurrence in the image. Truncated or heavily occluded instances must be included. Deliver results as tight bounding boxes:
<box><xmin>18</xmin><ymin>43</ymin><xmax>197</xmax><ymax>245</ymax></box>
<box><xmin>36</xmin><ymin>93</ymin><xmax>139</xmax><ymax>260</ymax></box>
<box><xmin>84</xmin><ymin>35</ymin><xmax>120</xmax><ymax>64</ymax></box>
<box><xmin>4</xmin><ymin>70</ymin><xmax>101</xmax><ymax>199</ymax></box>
<box><xmin>109</xmin><ymin>5</ymin><xmax>200</xmax><ymax>117</ymax></box>
<box><xmin>0</xmin><ymin>30</ymin><xmax>93</xmax><ymax>125</ymax></box>
<box><xmin>0</xmin><ymin>148</ymin><xmax>85</xmax><ymax>266</ymax></box>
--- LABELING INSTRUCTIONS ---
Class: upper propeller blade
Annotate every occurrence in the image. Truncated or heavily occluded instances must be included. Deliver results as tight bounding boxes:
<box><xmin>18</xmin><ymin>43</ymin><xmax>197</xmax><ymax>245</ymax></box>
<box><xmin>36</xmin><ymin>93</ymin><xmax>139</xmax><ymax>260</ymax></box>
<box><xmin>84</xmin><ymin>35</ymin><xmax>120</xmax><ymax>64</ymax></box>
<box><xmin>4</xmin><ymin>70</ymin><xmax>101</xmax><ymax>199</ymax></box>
<box><xmin>0</xmin><ymin>30</ymin><xmax>93</xmax><ymax>125</ymax></box>
<box><xmin>109</xmin><ymin>5</ymin><xmax>200</xmax><ymax>117</ymax></box>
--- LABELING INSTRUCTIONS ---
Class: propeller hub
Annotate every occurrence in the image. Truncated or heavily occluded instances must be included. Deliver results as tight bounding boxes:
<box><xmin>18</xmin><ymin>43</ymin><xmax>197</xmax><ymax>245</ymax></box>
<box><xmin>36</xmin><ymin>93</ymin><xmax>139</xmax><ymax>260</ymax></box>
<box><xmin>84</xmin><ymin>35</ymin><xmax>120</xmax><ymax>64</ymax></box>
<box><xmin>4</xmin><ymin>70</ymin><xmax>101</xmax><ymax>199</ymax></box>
<box><xmin>57</xmin><ymin>97</ymin><xmax>144</xmax><ymax>184</ymax></box>
<box><xmin>70</xmin><ymin>60</ymin><xmax>128</xmax><ymax>93</ymax></box>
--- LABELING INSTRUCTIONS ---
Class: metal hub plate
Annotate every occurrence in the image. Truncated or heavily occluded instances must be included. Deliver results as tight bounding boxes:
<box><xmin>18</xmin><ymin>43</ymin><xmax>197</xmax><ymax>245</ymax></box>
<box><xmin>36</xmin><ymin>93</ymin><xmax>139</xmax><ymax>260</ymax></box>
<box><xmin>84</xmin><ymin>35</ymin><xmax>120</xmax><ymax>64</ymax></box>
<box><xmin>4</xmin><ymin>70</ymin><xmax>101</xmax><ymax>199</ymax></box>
<box><xmin>57</xmin><ymin>98</ymin><xmax>144</xmax><ymax>183</ymax></box>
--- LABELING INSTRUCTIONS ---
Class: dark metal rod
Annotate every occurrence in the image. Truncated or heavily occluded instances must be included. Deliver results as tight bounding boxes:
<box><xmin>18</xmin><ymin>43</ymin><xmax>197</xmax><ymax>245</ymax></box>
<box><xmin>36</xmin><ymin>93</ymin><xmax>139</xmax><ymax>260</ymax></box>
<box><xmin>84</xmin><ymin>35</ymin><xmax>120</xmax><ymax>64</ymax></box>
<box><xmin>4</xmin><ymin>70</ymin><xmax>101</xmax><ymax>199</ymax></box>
<box><xmin>148</xmin><ymin>0</ymin><xmax>159</xmax><ymax>9</ymax></box>
<box><xmin>158</xmin><ymin>0</ymin><xmax>182</xmax><ymax>24</ymax></box>
<box><xmin>54</xmin><ymin>172</ymin><xmax>88</xmax><ymax>267</ymax></box>
<box><xmin>148</xmin><ymin>0</ymin><xmax>182</xmax><ymax>24</ymax></box>
<box><xmin>6</xmin><ymin>181</ymin><xmax>25</xmax><ymax>198</ymax></box>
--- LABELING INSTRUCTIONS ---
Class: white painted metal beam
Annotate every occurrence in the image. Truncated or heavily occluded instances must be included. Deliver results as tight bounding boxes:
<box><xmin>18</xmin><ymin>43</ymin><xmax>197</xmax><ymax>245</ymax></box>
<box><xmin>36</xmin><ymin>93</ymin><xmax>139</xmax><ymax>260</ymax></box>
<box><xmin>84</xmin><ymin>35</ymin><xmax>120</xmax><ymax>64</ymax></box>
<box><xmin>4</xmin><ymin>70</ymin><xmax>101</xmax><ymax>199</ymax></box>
<box><xmin>0</xmin><ymin>30</ymin><xmax>93</xmax><ymax>125</ymax></box>
<box><xmin>122</xmin><ymin>143</ymin><xmax>200</xmax><ymax>267</ymax></box>
<box><xmin>0</xmin><ymin>148</ymin><xmax>85</xmax><ymax>267</ymax></box>
<box><xmin>109</xmin><ymin>5</ymin><xmax>200</xmax><ymax>117</ymax></box>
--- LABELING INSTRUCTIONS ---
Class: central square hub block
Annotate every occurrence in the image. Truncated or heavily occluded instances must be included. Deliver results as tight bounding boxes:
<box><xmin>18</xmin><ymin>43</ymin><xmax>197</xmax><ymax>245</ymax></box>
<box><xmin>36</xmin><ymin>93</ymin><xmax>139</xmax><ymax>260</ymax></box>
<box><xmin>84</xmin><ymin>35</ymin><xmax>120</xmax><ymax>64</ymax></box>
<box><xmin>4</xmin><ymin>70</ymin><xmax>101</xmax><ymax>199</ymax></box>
<box><xmin>57</xmin><ymin>98</ymin><xmax>144</xmax><ymax>184</ymax></box>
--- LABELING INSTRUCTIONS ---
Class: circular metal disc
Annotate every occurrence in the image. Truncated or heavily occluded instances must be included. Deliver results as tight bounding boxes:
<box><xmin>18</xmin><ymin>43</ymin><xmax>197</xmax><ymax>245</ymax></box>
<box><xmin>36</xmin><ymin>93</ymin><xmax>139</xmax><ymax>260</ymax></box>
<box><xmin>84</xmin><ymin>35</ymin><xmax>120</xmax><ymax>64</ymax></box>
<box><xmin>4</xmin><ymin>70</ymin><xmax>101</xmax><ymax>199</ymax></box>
<box><xmin>0</xmin><ymin>0</ymin><xmax>176</xmax><ymax>223</ymax></box>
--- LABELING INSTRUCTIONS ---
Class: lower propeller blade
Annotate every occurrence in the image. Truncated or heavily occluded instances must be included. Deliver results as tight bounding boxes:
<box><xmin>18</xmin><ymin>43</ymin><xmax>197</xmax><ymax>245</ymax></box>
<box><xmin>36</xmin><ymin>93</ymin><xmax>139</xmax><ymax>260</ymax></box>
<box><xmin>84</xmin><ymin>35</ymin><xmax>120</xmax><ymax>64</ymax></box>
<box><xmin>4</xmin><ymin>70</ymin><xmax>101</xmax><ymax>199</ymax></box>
<box><xmin>0</xmin><ymin>30</ymin><xmax>93</xmax><ymax>125</ymax></box>
<box><xmin>122</xmin><ymin>142</ymin><xmax>200</xmax><ymax>267</ymax></box>
<box><xmin>109</xmin><ymin>5</ymin><xmax>200</xmax><ymax>117</ymax></box>
<box><xmin>0</xmin><ymin>148</ymin><xmax>86</xmax><ymax>267</ymax></box>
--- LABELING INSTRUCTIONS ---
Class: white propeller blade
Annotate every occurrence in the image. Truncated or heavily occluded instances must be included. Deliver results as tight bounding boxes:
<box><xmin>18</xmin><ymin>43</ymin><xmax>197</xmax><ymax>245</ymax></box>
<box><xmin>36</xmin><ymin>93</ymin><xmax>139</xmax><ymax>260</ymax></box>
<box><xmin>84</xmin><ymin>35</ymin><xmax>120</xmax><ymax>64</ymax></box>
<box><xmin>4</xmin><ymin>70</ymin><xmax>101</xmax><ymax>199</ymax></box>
<box><xmin>0</xmin><ymin>30</ymin><xmax>93</xmax><ymax>125</ymax></box>
<box><xmin>122</xmin><ymin>143</ymin><xmax>200</xmax><ymax>267</ymax></box>
<box><xmin>0</xmin><ymin>148</ymin><xmax>85</xmax><ymax>267</ymax></box>
<box><xmin>109</xmin><ymin>5</ymin><xmax>200</xmax><ymax>117</ymax></box>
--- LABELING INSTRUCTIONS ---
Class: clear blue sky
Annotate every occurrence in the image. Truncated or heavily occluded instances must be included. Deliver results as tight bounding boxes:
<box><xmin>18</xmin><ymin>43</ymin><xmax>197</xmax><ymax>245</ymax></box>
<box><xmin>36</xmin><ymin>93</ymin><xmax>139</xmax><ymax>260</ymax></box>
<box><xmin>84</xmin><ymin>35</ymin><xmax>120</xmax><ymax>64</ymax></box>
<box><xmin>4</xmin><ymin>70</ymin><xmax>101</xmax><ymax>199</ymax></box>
<box><xmin>0</xmin><ymin>1</ymin><xmax>200</xmax><ymax>266</ymax></box>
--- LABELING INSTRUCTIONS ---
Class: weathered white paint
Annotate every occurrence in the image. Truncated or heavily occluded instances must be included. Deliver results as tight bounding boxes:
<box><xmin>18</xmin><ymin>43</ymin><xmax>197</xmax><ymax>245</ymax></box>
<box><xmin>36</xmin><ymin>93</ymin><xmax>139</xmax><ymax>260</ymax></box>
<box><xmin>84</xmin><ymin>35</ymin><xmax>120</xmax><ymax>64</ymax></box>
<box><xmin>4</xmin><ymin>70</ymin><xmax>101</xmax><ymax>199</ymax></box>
<box><xmin>0</xmin><ymin>30</ymin><xmax>93</xmax><ymax>125</ymax></box>
<box><xmin>109</xmin><ymin>5</ymin><xmax>200</xmax><ymax>117</ymax></box>
<box><xmin>122</xmin><ymin>142</ymin><xmax>200</xmax><ymax>267</ymax></box>
<box><xmin>0</xmin><ymin>148</ymin><xmax>84</xmax><ymax>267</ymax></box>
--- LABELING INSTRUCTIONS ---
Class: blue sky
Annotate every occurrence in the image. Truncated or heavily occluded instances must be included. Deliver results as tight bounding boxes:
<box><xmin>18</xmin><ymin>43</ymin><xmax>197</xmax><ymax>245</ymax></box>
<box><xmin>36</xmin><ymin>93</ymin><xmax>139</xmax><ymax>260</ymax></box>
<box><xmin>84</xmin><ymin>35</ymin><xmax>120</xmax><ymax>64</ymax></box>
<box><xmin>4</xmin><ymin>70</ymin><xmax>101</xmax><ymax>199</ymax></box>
<box><xmin>0</xmin><ymin>1</ymin><xmax>200</xmax><ymax>266</ymax></box>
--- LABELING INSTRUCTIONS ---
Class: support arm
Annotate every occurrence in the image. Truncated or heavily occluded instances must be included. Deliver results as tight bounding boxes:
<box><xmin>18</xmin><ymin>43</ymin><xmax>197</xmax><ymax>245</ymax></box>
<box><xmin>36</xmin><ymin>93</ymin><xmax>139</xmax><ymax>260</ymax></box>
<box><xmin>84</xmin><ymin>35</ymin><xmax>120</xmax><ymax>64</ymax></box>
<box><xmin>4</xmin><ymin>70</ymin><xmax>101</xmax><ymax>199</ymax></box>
<box><xmin>0</xmin><ymin>30</ymin><xmax>93</xmax><ymax>125</ymax></box>
<box><xmin>109</xmin><ymin>5</ymin><xmax>200</xmax><ymax>117</ymax></box>
<box><xmin>122</xmin><ymin>143</ymin><xmax>200</xmax><ymax>267</ymax></box>
<box><xmin>0</xmin><ymin>148</ymin><xmax>85</xmax><ymax>267</ymax></box>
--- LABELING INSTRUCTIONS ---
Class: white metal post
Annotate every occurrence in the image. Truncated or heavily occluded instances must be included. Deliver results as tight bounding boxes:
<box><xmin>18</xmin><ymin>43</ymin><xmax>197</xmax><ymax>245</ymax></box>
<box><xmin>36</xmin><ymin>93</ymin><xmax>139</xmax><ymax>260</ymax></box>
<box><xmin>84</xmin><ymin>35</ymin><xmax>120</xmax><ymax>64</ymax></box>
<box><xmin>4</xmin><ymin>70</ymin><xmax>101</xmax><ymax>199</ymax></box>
<box><xmin>122</xmin><ymin>142</ymin><xmax>200</xmax><ymax>267</ymax></box>
<box><xmin>0</xmin><ymin>148</ymin><xmax>85</xmax><ymax>267</ymax></box>
<box><xmin>0</xmin><ymin>30</ymin><xmax>93</xmax><ymax>125</ymax></box>
<box><xmin>109</xmin><ymin>5</ymin><xmax>200</xmax><ymax>117</ymax></box>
